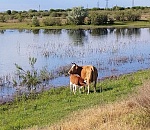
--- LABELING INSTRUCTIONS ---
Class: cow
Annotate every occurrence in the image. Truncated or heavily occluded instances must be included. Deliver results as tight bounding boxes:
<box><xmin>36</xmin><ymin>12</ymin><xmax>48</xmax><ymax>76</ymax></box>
<box><xmin>70</xmin><ymin>74</ymin><xmax>87</xmax><ymax>94</ymax></box>
<box><xmin>68</xmin><ymin>63</ymin><xmax>98</xmax><ymax>94</ymax></box>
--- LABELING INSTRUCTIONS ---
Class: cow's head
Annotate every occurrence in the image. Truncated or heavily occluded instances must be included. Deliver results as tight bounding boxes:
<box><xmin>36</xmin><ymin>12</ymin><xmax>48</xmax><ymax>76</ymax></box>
<box><xmin>68</xmin><ymin>63</ymin><xmax>79</xmax><ymax>74</ymax></box>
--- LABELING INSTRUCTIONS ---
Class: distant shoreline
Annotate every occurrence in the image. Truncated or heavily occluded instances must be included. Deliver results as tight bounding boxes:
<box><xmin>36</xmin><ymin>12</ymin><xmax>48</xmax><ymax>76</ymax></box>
<box><xmin>0</xmin><ymin>21</ymin><xmax>150</xmax><ymax>30</ymax></box>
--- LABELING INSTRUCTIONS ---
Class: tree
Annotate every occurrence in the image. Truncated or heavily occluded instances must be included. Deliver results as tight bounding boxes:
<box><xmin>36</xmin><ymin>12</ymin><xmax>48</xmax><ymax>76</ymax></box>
<box><xmin>32</xmin><ymin>16</ymin><xmax>40</xmax><ymax>26</ymax></box>
<box><xmin>67</xmin><ymin>7</ymin><xmax>88</xmax><ymax>25</ymax></box>
<box><xmin>6</xmin><ymin>10</ymin><xmax>11</xmax><ymax>15</ymax></box>
<box><xmin>89</xmin><ymin>12</ymin><xmax>108</xmax><ymax>25</ymax></box>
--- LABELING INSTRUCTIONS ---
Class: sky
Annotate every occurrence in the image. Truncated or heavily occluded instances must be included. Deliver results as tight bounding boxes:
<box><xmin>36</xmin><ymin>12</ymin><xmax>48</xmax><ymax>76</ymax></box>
<box><xmin>0</xmin><ymin>0</ymin><xmax>150</xmax><ymax>11</ymax></box>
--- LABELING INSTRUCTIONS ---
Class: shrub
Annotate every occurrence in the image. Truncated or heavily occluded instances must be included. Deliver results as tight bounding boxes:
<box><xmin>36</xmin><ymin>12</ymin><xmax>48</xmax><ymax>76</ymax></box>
<box><xmin>114</xmin><ymin>11</ymin><xmax>126</xmax><ymax>21</ymax></box>
<box><xmin>0</xmin><ymin>15</ymin><xmax>6</xmax><ymax>22</ymax></box>
<box><xmin>42</xmin><ymin>17</ymin><xmax>61</xmax><ymax>26</ymax></box>
<box><xmin>89</xmin><ymin>12</ymin><xmax>108</xmax><ymax>25</ymax></box>
<box><xmin>32</xmin><ymin>16</ymin><xmax>40</xmax><ymax>26</ymax></box>
<box><xmin>14</xmin><ymin>57</ymin><xmax>40</xmax><ymax>90</ymax></box>
<box><xmin>126</xmin><ymin>11</ymin><xmax>141</xmax><ymax>21</ymax></box>
<box><xmin>67</xmin><ymin>6</ymin><xmax>88</xmax><ymax>25</ymax></box>
<box><xmin>84</xmin><ymin>17</ymin><xmax>91</xmax><ymax>25</ymax></box>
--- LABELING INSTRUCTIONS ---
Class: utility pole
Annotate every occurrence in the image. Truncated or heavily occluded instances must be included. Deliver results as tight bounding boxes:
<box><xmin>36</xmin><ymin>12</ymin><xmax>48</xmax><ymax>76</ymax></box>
<box><xmin>132</xmin><ymin>0</ymin><xmax>134</xmax><ymax>7</ymax></box>
<box><xmin>39</xmin><ymin>5</ymin><xmax>40</xmax><ymax>11</ymax></box>
<box><xmin>97</xmin><ymin>1</ymin><xmax>99</xmax><ymax>8</ymax></box>
<box><xmin>106</xmin><ymin>0</ymin><xmax>108</xmax><ymax>9</ymax></box>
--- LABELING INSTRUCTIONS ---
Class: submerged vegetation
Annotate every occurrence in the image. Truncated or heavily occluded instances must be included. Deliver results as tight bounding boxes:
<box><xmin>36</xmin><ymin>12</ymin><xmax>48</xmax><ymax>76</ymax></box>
<box><xmin>13</xmin><ymin>57</ymin><xmax>70</xmax><ymax>91</ymax></box>
<box><xmin>0</xmin><ymin>68</ymin><xmax>150</xmax><ymax>129</ymax></box>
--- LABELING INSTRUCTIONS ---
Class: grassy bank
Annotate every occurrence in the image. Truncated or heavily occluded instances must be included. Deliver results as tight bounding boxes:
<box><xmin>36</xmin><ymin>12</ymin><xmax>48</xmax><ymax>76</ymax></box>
<box><xmin>48</xmin><ymin>82</ymin><xmax>150</xmax><ymax>130</ymax></box>
<box><xmin>0</xmin><ymin>21</ymin><xmax>150</xmax><ymax>30</ymax></box>
<box><xmin>0</xmin><ymin>69</ymin><xmax>150</xmax><ymax>130</ymax></box>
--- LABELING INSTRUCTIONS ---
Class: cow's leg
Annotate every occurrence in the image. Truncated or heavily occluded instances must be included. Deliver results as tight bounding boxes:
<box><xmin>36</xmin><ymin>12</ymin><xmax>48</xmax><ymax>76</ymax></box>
<box><xmin>79</xmin><ymin>86</ymin><xmax>83</xmax><ymax>93</ymax></box>
<box><xmin>94</xmin><ymin>81</ymin><xmax>97</xmax><ymax>93</ymax></box>
<box><xmin>87</xmin><ymin>84</ymin><xmax>90</xmax><ymax>94</ymax></box>
<box><xmin>73</xmin><ymin>84</ymin><xmax>77</xmax><ymax>94</ymax></box>
<box><xmin>70</xmin><ymin>82</ymin><xmax>73</xmax><ymax>92</ymax></box>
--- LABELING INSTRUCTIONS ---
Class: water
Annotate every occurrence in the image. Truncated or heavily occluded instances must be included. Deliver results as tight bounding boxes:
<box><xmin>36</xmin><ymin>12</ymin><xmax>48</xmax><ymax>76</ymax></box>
<box><xmin>0</xmin><ymin>28</ymin><xmax>150</xmax><ymax>97</ymax></box>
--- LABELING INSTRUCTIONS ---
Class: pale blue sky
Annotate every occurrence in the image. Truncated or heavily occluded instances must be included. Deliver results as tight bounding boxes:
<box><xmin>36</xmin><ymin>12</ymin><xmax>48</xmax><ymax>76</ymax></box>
<box><xmin>0</xmin><ymin>0</ymin><xmax>150</xmax><ymax>11</ymax></box>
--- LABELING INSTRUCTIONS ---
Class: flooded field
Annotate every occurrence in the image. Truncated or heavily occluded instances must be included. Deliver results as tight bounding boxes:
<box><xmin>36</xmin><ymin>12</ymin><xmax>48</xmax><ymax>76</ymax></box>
<box><xmin>0</xmin><ymin>28</ymin><xmax>150</xmax><ymax>98</ymax></box>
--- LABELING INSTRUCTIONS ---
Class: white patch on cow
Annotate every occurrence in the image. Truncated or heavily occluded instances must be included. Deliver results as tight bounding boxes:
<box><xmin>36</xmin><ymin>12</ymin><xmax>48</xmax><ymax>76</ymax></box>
<box><xmin>71</xmin><ymin>64</ymin><xmax>76</xmax><ymax>69</ymax></box>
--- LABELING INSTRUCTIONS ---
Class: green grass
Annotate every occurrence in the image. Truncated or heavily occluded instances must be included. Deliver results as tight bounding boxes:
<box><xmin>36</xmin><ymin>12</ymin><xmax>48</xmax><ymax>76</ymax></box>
<box><xmin>0</xmin><ymin>69</ymin><xmax>150</xmax><ymax>130</ymax></box>
<box><xmin>0</xmin><ymin>21</ymin><xmax>150</xmax><ymax>30</ymax></box>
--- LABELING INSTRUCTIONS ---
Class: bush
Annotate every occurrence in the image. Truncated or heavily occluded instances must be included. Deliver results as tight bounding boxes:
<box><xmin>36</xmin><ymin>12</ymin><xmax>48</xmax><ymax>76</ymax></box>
<box><xmin>84</xmin><ymin>17</ymin><xmax>91</xmax><ymax>25</ymax></box>
<box><xmin>42</xmin><ymin>17</ymin><xmax>61</xmax><ymax>26</ymax></box>
<box><xmin>67</xmin><ymin>6</ymin><xmax>88</xmax><ymax>25</ymax></box>
<box><xmin>32</xmin><ymin>16</ymin><xmax>40</xmax><ymax>26</ymax></box>
<box><xmin>126</xmin><ymin>11</ymin><xmax>141</xmax><ymax>21</ymax></box>
<box><xmin>114</xmin><ymin>10</ymin><xmax>141</xmax><ymax>21</ymax></box>
<box><xmin>14</xmin><ymin>57</ymin><xmax>40</xmax><ymax>90</ymax></box>
<box><xmin>0</xmin><ymin>15</ymin><xmax>6</xmax><ymax>22</ymax></box>
<box><xmin>89</xmin><ymin>12</ymin><xmax>108</xmax><ymax>25</ymax></box>
<box><xmin>114</xmin><ymin>11</ymin><xmax>126</xmax><ymax>21</ymax></box>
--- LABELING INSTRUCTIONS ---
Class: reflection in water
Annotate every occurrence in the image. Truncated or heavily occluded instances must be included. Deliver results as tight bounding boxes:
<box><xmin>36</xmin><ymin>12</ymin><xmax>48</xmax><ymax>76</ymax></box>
<box><xmin>18</xmin><ymin>29</ymin><xmax>25</xmax><ymax>33</ymax></box>
<box><xmin>67</xmin><ymin>29</ymin><xmax>86</xmax><ymax>46</ymax></box>
<box><xmin>0</xmin><ymin>29</ymin><xmax>5</xmax><ymax>34</ymax></box>
<box><xmin>90</xmin><ymin>28</ymin><xmax>108</xmax><ymax>36</ymax></box>
<box><xmin>126</xmin><ymin>28</ymin><xmax>141</xmax><ymax>36</ymax></box>
<box><xmin>32</xmin><ymin>29</ymin><xmax>40</xmax><ymax>34</ymax></box>
<box><xmin>115</xmin><ymin>28</ymin><xmax>141</xmax><ymax>37</ymax></box>
<box><xmin>43</xmin><ymin>29</ymin><xmax>62</xmax><ymax>34</ymax></box>
<box><xmin>0</xmin><ymin>28</ymin><xmax>150</xmax><ymax>98</ymax></box>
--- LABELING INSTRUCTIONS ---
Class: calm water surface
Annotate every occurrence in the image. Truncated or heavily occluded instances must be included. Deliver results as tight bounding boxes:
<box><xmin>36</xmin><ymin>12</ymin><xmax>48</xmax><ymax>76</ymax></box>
<box><xmin>0</xmin><ymin>28</ymin><xmax>150</xmax><ymax>97</ymax></box>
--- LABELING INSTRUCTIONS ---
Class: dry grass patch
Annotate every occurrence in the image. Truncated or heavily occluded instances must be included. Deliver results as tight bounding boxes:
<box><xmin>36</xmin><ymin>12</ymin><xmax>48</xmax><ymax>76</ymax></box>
<box><xmin>29</xmin><ymin>81</ymin><xmax>150</xmax><ymax>130</ymax></box>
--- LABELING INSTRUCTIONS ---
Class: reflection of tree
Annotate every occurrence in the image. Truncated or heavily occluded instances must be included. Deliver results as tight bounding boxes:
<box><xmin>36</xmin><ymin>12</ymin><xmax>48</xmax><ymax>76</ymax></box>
<box><xmin>67</xmin><ymin>29</ymin><xmax>86</xmax><ymax>46</ymax></box>
<box><xmin>0</xmin><ymin>30</ymin><xmax>5</xmax><ymax>34</ymax></box>
<box><xmin>43</xmin><ymin>29</ymin><xmax>62</xmax><ymax>34</ymax></box>
<box><xmin>109</xmin><ymin>28</ymin><xmax>115</xmax><ymax>34</ymax></box>
<box><xmin>90</xmin><ymin>28</ymin><xmax>108</xmax><ymax>36</ymax></box>
<box><xmin>32</xmin><ymin>29</ymin><xmax>40</xmax><ymax>34</ymax></box>
<box><xmin>18</xmin><ymin>29</ymin><xmax>25</xmax><ymax>33</ymax></box>
<box><xmin>115</xmin><ymin>28</ymin><xmax>141</xmax><ymax>37</ymax></box>
<box><xmin>126</xmin><ymin>28</ymin><xmax>141</xmax><ymax>36</ymax></box>
<box><xmin>115</xmin><ymin>28</ymin><xmax>126</xmax><ymax>36</ymax></box>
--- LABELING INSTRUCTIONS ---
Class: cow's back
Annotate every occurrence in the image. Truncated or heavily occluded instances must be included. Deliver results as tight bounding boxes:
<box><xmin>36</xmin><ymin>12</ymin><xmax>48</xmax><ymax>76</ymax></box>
<box><xmin>81</xmin><ymin>65</ymin><xmax>98</xmax><ymax>83</ymax></box>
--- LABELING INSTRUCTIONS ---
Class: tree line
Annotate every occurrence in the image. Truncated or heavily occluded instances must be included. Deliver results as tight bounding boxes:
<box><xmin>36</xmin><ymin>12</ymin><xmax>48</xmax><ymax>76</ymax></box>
<box><xmin>0</xmin><ymin>6</ymin><xmax>150</xmax><ymax>26</ymax></box>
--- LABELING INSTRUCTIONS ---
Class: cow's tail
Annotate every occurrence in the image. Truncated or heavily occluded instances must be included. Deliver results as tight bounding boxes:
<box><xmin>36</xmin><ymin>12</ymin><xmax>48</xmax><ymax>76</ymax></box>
<box><xmin>91</xmin><ymin>66</ymin><xmax>98</xmax><ymax>93</ymax></box>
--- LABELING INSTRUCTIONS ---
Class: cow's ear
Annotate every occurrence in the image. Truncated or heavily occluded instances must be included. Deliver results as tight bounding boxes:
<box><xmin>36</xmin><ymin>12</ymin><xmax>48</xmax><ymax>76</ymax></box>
<box><xmin>72</xmin><ymin>62</ymin><xmax>76</xmax><ymax>66</ymax></box>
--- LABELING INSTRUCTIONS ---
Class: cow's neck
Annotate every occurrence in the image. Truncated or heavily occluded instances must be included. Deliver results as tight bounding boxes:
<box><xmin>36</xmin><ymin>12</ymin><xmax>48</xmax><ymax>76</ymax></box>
<box><xmin>77</xmin><ymin>66</ymin><xmax>83</xmax><ymax>76</ymax></box>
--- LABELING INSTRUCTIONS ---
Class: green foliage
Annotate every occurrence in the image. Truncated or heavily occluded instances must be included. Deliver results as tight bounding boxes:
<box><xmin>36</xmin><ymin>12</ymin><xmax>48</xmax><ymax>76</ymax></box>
<box><xmin>32</xmin><ymin>16</ymin><xmax>40</xmax><ymax>27</ymax></box>
<box><xmin>115</xmin><ymin>11</ymin><xmax>126</xmax><ymax>21</ymax></box>
<box><xmin>14</xmin><ymin>57</ymin><xmax>40</xmax><ymax>90</ymax></box>
<box><xmin>0</xmin><ymin>15</ymin><xmax>6</xmax><ymax>22</ymax></box>
<box><xmin>126</xmin><ymin>11</ymin><xmax>141</xmax><ymax>21</ymax></box>
<box><xmin>115</xmin><ymin>10</ymin><xmax>141</xmax><ymax>21</ymax></box>
<box><xmin>42</xmin><ymin>17</ymin><xmax>62</xmax><ymax>26</ymax></box>
<box><xmin>89</xmin><ymin>12</ymin><xmax>108</xmax><ymax>25</ymax></box>
<box><xmin>6</xmin><ymin>10</ymin><xmax>11</xmax><ymax>15</ymax></box>
<box><xmin>67</xmin><ymin>7</ymin><xmax>88</xmax><ymax>25</ymax></box>
<box><xmin>84</xmin><ymin>17</ymin><xmax>91</xmax><ymax>25</ymax></box>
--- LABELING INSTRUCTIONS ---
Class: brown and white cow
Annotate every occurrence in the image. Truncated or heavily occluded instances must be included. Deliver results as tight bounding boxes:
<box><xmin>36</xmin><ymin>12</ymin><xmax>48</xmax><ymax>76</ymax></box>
<box><xmin>68</xmin><ymin>63</ymin><xmax>98</xmax><ymax>94</ymax></box>
<box><xmin>70</xmin><ymin>74</ymin><xmax>87</xmax><ymax>94</ymax></box>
